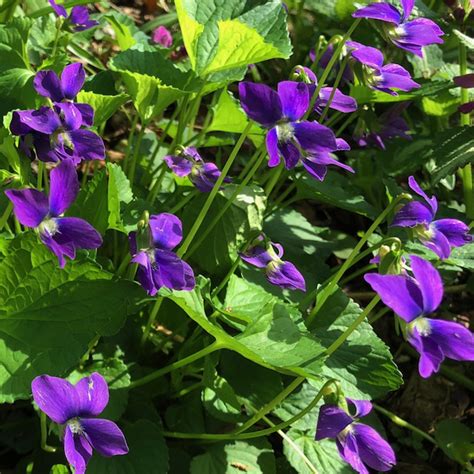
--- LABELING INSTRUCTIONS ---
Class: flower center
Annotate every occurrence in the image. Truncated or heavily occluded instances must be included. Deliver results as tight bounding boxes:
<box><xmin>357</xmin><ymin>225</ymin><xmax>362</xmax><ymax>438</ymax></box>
<box><xmin>38</xmin><ymin>218</ymin><xmax>58</xmax><ymax>237</ymax></box>
<box><xmin>386</xmin><ymin>24</ymin><xmax>406</xmax><ymax>39</ymax></box>
<box><xmin>408</xmin><ymin>317</ymin><xmax>432</xmax><ymax>336</ymax></box>
<box><xmin>414</xmin><ymin>224</ymin><xmax>434</xmax><ymax>241</ymax></box>
<box><xmin>337</xmin><ymin>423</ymin><xmax>354</xmax><ymax>442</ymax></box>
<box><xmin>276</xmin><ymin>123</ymin><xmax>294</xmax><ymax>143</ymax></box>
<box><xmin>67</xmin><ymin>418</ymin><xmax>84</xmax><ymax>435</ymax></box>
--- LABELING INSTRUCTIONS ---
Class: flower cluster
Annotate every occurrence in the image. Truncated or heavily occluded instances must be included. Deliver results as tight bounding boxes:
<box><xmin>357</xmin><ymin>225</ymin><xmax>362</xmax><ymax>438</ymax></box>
<box><xmin>11</xmin><ymin>63</ymin><xmax>105</xmax><ymax>164</ymax></box>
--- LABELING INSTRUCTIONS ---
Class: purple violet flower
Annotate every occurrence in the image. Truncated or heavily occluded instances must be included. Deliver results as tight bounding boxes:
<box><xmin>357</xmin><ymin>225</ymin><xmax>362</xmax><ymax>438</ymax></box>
<box><xmin>238</xmin><ymin>81</ymin><xmax>342</xmax><ymax>170</ymax></box>
<box><xmin>164</xmin><ymin>147</ymin><xmax>230</xmax><ymax>192</ymax></box>
<box><xmin>391</xmin><ymin>176</ymin><xmax>472</xmax><ymax>259</ymax></box>
<box><xmin>32</xmin><ymin>373</ymin><xmax>128</xmax><ymax>474</ymax></box>
<box><xmin>241</xmin><ymin>237</ymin><xmax>306</xmax><ymax>291</ymax></box>
<box><xmin>5</xmin><ymin>160</ymin><xmax>102</xmax><ymax>267</ymax></box>
<box><xmin>49</xmin><ymin>0</ymin><xmax>99</xmax><ymax>31</ymax></box>
<box><xmin>129</xmin><ymin>213</ymin><xmax>195</xmax><ymax>296</ymax></box>
<box><xmin>454</xmin><ymin>74</ymin><xmax>474</xmax><ymax>114</ymax></box>
<box><xmin>10</xmin><ymin>102</ymin><xmax>104</xmax><ymax>164</ymax></box>
<box><xmin>347</xmin><ymin>41</ymin><xmax>420</xmax><ymax>96</ymax></box>
<box><xmin>152</xmin><ymin>25</ymin><xmax>173</xmax><ymax>47</ymax></box>
<box><xmin>353</xmin><ymin>0</ymin><xmax>444</xmax><ymax>57</ymax></box>
<box><xmin>316</xmin><ymin>398</ymin><xmax>396</xmax><ymax>474</ymax></box>
<box><xmin>365</xmin><ymin>255</ymin><xmax>474</xmax><ymax>378</ymax></box>
<box><xmin>355</xmin><ymin>103</ymin><xmax>411</xmax><ymax>150</ymax></box>
<box><xmin>294</xmin><ymin>66</ymin><xmax>358</xmax><ymax>114</ymax></box>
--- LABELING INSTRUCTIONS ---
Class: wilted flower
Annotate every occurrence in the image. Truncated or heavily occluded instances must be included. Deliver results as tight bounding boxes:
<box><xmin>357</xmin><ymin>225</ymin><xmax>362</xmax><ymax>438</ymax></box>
<box><xmin>129</xmin><ymin>213</ymin><xmax>195</xmax><ymax>295</ymax></box>
<box><xmin>5</xmin><ymin>160</ymin><xmax>102</xmax><ymax>267</ymax></box>
<box><xmin>49</xmin><ymin>0</ymin><xmax>99</xmax><ymax>31</ymax></box>
<box><xmin>164</xmin><ymin>147</ymin><xmax>230</xmax><ymax>192</ymax></box>
<box><xmin>347</xmin><ymin>41</ymin><xmax>420</xmax><ymax>95</ymax></box>
<box><xmin>391</xmin><ymin>176</ymin><xmax>472</xmax><ymax>259</ymax></box>
<box><xmin>316</xmin><ymin>398</ymin><xmax>396</xmax><ymax>474</ymax></box>
<box><xmin>32</xmin><ymin>373</ymin><xmax>128</xmax><ymax>474</ymax></box>
<box><xmin>152</xmin><ymin>25</ymin><xmax>173</xmax><ymax>47</ymax></box>
<box><xmin>241</xmin><ymin>236</ymin><xmax>306</xmax><ymax>291</ymax></box>
<box><xmin>353</xmin><ymin>0</ymin><xmax>443</xmax><ymax>57</ymax></box>
<box><xmin>294</xmin><ymin>66</ymin><xmax>358</xmax><ymax>114</ymax></box>
<box><xmin>454</xmin><ymin>74</ymin><xmax>474</xmax><ymax>114</ymax></box>
<box><xmin>239</xmin><ymin>81</ymin><xmax>351</xmax><ymax>176</ymax></box>
<box><xmin>365</xmin><ymin>255</ymin><xmax>474</xmax><ymax>377</ymax></box>
<box><xmin>355</xmin><ymin>103</ymin><xmax>411</xmax><ymax>150</ymax></box>
<box><xmin>10</xmin><ymin>103</ymin><xmax>105</xmax><ymax>164</ymax></box>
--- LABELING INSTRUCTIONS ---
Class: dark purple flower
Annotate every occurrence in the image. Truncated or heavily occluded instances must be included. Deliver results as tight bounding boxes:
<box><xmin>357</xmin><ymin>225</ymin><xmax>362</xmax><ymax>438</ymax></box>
<box><xmin>391</xmin><ymin>176</ymin><xmax>472</xmax><ymax>259</ymax></box>
<box><xmin>49</xmin><ymin>1</ymin><xmax>99</xmax><ymax>31</ymax></box>
<box><xmin>353</xmin><ymin>0</ymin><xmax>444</xmax><ymax>57</ymax></box>
<box><xmin>365</xmin><ymin>255</ymin><xmax>474</xmax><ymax>378</ymax></box>
<box><xmin>5</xmin><ymin>160</ymin><xmax>102</xmax><ymax>267</ymax></box>
<box><xmin>316</xmin><ymin>398</ymin><xmax>396</xmax><ymax>474</ymax></box>
<box><xmin>164</xmin><ymin>147</ymin><xmax>230</xmax><ymax>192</ymax></box>
<box><xmin>454</xmin><ymin>74</ymin><xmax>474</xmax><ymax>114</ymax></box>
<box><xmin>10</xmin><ymin>103</ymin><xmax>104</xmax><ymax>164</ymax></box>
<box><xmin>294</xmin><ymin>66</ymin><xmax>358</xmax><ymax>114</ymax></box>
<box><xmin>152</xmin><ymin>25</ymin><xmax>173</xmax><ymax>47</ymax></box>
<box><xmin>32</xmin><ymin>373</ymin><xmax>128</xmax><ymax>474</ymax></box>
<box><xmin>347</xmin><ymin>41</ymin><xmax>420</xmax><ymax>96</ymax></box>
<box><xmin>355</xmin><ymin>103</ymin><xmax>411</xmax><ymax>150</ymax></box>
<box><xmin>239</xmin><ymin>81</ymin><xmax>341</xmax><ymax>170</ymax></box>
<box><xmin>241</xmin><ymin>237</ymin><xmax>306</xmax><ymax>291</ymax></box>
<box><xmin>129</xmin><ymin>213</ymin><xmax>195</xmax><ymax>295</ymax></box>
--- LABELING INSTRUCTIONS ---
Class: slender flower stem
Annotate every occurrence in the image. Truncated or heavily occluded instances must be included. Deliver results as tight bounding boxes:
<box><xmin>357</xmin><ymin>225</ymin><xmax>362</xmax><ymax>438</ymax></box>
<box><xmin>124</xmin><ymin>114</ymin><xmax>139</xmax><ymax>174</ymax></box>
<box><xmin>140</xmin><ymin>296</ymin><xmax>164</xmax><ymax>347</ymax></box>
<box><xmin>264</xmin><ymin>163</ymin><xmax>284</xmax><ymax>196</ymax></box>
<box><xmin>129</xmin><ymin>340</ymin><xmax>225</xmax><ymax>389</ymax></box>
<box><xmin>340</xmin><ymin>263</ymin><xmax>377</xmax><ymax>287</ymax></box>
<box><xmin>162</xmin><ymin>379</ymin><xmax>335</xmax><ymax>442</ymax></box>
<box><xmin>40</xmin><ymin>412</ymin><xmax>57</xmax><ymax>453</ymax></box>
<box><xmin>368</xmin><ymin>306</ymin><xmax>390</xmax><ymax>324</ymax></box>
<box><xmin>186</xmin><ymin>147</ymin><xmax>267</xmax><ymax>258</ymax></box>
<box><xmin>0</xmin><ymin>202</ymin><xmax>12</xmax><ymax>231</ymax></box>
<box><xmin>318</xmin><ymin>55</ymin><xmax>351</xmax><ymax>122</ymax></box>
<box><xmin>373</xmin><ymin>404</ymin><xmax>437</xmax><ymax>445</ymax></box>
<box><xmin>335</xmin><ymin>111</ymin><xmax>359</xmax><ymax>136</ymax></box>
<box><xmin>306</xmin><ymin>193</ymin><xmax>409</xmax><ymax>325</ymax></box>
<box><xmin>128</xmin><ymin>122</ymin><xmax>146</xmax><ymax>185</ymax></box>
<box><xmin>147</xmin><ymin>164</ymin><xmax>167</xmax><ymax>204</ymax></box>
<box><xmin>169</xmin><ymin>189</ymin><xmax>199</xmax><ymax>214</ymax></box>
<box><xmin>37</xmin><ymin>162</ymin><xmax>44</xmax><ymax>190</ymax></box>
<box><xmin>234</xmin><ymin>376</ymin><xmax>305</xmax><ymax>434</ymax></box>
<box><xmin>459</xmin><ymin>42</ymin><xmax>473</xmax><ymax>219</ymax></box>
<box><xmin>303</xmin><ymin>19</ymin><xmax>361</xmax><ymax>121</ymax></box>
<box><xmin>262</xmin><ymin>416</ymin><xmax>319</xmax><ymax>474</ymax></box>
<box><xmin>325</xmin><ymin>296</ymin><xmax>380</xmax><ymax>356</ymax></box>
<box><xmin>177</xmin><ymin>123</ymin><xmax>253</xmax><ymax>258</ymax></box>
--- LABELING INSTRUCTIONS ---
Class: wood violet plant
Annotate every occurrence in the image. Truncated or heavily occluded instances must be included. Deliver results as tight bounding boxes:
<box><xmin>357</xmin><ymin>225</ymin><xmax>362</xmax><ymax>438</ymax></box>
<box><xmin>0</xmin><ymin>0</ymin><xmax>472</xmax><ymax>473</ymax></box>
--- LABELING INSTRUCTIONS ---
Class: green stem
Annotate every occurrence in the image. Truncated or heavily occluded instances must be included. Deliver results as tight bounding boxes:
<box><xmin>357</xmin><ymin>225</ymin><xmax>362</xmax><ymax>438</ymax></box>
<box><xmin>373</xmin><ymin>404</ymin><xmax>437</xmax><ymax>445</ymax></box>
<box><xmin>303</xmin><ymin>19</ymin><xmax>361</xmax><ymax>121</ymax></box>
<box><xmin>0</xmin><ymin>202</ymin><xmax>12</xmax><ymax>231</ymax></box>
<box><xmin>116</xmin><ymin>253</ymin><xmax>131</xmax><ymax>277</ymax></box>
<box><xmin>128</xmin><ymin>123</ymin><xmax>146</xmax><ymax>185</ymax></box>
<box><xmin>128</xmin><ymin>341</ymin><xmax>224</xmax><ymax>389</ymax></box>
<box><xmin>124</xmin><ymin>114</ymin><xmax>139</xmax><ymax>174</ymax></box>
<box><xmin>340</xmin><ymin>264</ymin><xmax>377</xmax><ymax>286</ymax></box>
<box><xmin>37</xmin><ymin>162</ymin><xmax>44</xmax><ymax>190</ymax></box>
<box><xmin>264</xmin><ymin>164</ymin><xmax>284</xmax><ymax>196</ymax></box>
<box><xmin>459</xmin><ymin>42</ymin><xmax>473</xmax><ymax>219</ymax></box>
<box><xmin>147</xmin><ymin>165</ymin><xmax>167</xmax><ymax>204</ymax></box>
<box><xmin>162</xmin><ymin>379</ymin><xmax>335</xmax><ymax>442</ymax></box>
<box><xmin>40</xmin><ymin>412</ymin><xmax>57</xmax><ymax>453</ymax></box>
<box><xmin>140</xmin><ymin>297</ymin><xmax>164</xmax><ymax>347</ymax></box>
<box><xmin>177</xmin><ymin>123</ymin><xmax>253</xmax><ymax>258</ymax></box>
<box><xmin>169</xmin><ymin>189</ymin><xmax>199</xmax><ymax>214</ymax></box>
<box><xmin>335</xmin><ymin>110</ymin><xmax>359</xmax><ymax>137</ymax></box>
<box><xmin>325</xmin><ymin>296</ymin><xmax>380</xmax><ymax>356</ymax></box>
<box><xmin>262</xmin><ymin>416</ymin><xmax>319</xmax><ymax>474</ymax></box>
<box><xmin>306</xmin><ymin>193</ymin><xmax>408</xmax><ymax>325</ymax></box>
<box><xmin>368</xmin><ymin>306</ymin><xmax>390</xmax><ymax>324</ymax></box>
<box><xmin>234</xmin><ymin>376</ymin><xmax>305</xmax><ymax>434</ymax></box>
<box><xmin>318</xmin><ymin>55</ymin><xmax>351</xmax><ymax>123</ymax></box>
<box><xmin>186</xmin><ymin>147</ymin><xmax>267</xmax><ymax>258</ymax></box>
